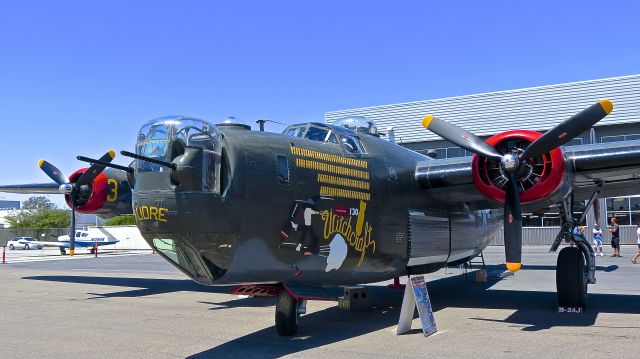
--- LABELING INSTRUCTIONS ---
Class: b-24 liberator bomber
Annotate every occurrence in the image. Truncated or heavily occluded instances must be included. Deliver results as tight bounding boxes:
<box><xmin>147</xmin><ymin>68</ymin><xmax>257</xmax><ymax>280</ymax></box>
<box><xmin>3</xmin><ymin>99</ymin><xmax>640</xmax><ymax>335</ymax></box>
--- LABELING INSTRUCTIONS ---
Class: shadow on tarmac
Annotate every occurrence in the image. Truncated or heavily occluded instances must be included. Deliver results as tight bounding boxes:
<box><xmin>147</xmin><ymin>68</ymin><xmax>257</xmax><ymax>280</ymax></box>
<box><xmin>479</xmin><ymin>263</ymin><xmax>619</xmax><ymax>273</ymax></box>
<box><xmin>188</xmin><ymin>273</ymin><xmax>640</xmax><ymax>358</ymax></box>
<box><xmin>22</xmin><ymin>275</ymin><xmax>235</xmax><ymax>298</ymax></box>
<box><xmin>23</xmin><ymin>272</ymin><xmax>640</xmax><ymax>358</ymax></box>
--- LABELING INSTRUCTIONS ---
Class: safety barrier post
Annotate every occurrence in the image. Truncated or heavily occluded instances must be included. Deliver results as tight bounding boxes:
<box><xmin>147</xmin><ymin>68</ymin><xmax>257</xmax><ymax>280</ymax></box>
<box><xmin>94</xmin><ymin>244</ymin><xmax>98</xmax><ymax>258</ymax></box>
<box><xmin>2</xmin><ymin>245</ymin><xmax>5</xmax><ymax>264</ymax></box>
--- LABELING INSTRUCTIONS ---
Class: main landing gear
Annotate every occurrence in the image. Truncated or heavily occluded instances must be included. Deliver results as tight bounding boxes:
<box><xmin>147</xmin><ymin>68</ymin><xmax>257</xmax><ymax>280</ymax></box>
<box><xmin>556</xmin><ymin>246</ymin><xmax>587</xmax><ymax>308</ymax></box>
<box><xmin>551</xmin><ymin>185</ymin><xmax>600</xmax><ymax>309</ymax></box>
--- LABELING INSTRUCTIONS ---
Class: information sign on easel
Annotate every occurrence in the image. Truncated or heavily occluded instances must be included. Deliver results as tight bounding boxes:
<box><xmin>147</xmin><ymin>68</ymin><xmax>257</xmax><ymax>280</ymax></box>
<box><xmin>396</xmin><ymin>275</ymin><xmax>437</xmax><ymax>337</ymax></box>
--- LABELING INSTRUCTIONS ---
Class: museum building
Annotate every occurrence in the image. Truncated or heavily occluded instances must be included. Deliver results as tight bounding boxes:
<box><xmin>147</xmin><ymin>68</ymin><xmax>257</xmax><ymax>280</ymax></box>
<box><xmin>325</xmin><ymin>74</ymin><xmax>640</xmax><ymax>244</ymax></box>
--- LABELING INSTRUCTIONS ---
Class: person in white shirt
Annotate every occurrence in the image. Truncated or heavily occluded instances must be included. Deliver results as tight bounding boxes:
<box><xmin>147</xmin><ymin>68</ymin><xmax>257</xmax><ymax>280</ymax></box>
<box><xmin>592</xmin><ymin>224</ymin><xmax>604</xmax><ymax>256</ymax></box>
<box><xmin>631</xmin><ymin>224</ymin><xmax>640</xmax><ymax>264</ymax></box>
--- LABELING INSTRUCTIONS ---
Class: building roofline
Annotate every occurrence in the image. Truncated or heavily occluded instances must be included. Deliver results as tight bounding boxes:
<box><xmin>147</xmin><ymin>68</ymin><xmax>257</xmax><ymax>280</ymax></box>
<box><xmin>326</xmin><ymin>74</ymin><xmax>640</xmax><ymax>115</ymax></box>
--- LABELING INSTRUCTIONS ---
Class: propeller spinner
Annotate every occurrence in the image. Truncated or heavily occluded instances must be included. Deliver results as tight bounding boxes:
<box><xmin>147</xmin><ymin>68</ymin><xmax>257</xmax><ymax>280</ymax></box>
<box><xmin>423</xmin><ymin>100</ymin><xmax>613</xmax><ymax>272</ymax></box>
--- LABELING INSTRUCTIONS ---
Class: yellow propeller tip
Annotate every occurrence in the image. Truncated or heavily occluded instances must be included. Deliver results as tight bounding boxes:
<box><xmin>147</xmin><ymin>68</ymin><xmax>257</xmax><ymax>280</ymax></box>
<box><xmin>506</xmin><ymin>262</ymin><xmax>522</xmax><ymax>272</ymax></box>
<box><xmin>599</xmin><ymin>99</ymin><xmax>613</xmax><ymax>115</ymax></box>
<box><xmin>108</xmin><ymin>150</ymin><xmax>116</xmax><ymax>159</ymax></box>
<box><xmin>38</xmin><ymin>160</ymin><xmax>45</xmax><ymax>168</ymax></box>
<box><xmin>422</xmin><ymin>115</ymin><xmax>434</xmax><ymax>129</ymax></box>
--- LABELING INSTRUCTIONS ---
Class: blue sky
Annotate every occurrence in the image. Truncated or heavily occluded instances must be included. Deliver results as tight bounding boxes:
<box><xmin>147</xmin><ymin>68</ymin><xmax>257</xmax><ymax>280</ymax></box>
<box><xmin>1</xmin><ymin>0</ymin><xmax>639</xmax><ymax>206</ymax></box>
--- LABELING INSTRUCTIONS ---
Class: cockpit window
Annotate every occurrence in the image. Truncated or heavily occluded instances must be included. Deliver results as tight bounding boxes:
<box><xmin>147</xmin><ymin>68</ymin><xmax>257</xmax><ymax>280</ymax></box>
<box><xmin>327</xmin><ymin>132</ymin><xmax>339</xmax><ymax>144</ymax></box>
<box><xmin>284</xmin><ymin>126</ymin><xmax>305</xmax><ymax>138</ymax></box>
<box><xmin>305</xmin><ymin>127</ymin><xmax>329</xmax><ymax>142</ymax></box>
<box><xmin>341</xmin><ymin>135</ymin><xmax>366</xmax><ymax>154</ymax></box>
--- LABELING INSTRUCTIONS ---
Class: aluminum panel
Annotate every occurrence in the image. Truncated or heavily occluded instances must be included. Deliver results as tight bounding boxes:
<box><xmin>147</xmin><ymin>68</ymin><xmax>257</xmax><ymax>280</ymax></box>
<box><xmin>408</xmin><ymin>209</ymin><xmax>449</xmax><ymax>259</ymax></box>
<box><xmin>326</xmin><ymin>75</ymin><xmax>640</xmax><ymax>144</ymax></box>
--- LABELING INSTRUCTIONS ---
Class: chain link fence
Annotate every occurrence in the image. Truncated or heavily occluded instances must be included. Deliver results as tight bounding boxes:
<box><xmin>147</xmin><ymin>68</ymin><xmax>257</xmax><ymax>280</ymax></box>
<box><xmin>0</xmin><ymin>228</ymin><xmax>69</xmax><ymax>246</ymax></box>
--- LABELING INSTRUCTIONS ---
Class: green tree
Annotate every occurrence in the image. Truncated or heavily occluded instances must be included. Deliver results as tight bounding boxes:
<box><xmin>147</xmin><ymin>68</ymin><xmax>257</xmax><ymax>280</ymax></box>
<box><xmin>104</xmin><ymin>215</ymin><xmax>137</xmax><ymax>226</ymax></box>
<box><xmin>6</xmin><ymin>209</ymin><xmax>71</xmax><ymax>229</ymax></box>
<box><xmin>22</xmin><ymin>196</ymin><xmax>56</xmax><ymax>210</ymax></box>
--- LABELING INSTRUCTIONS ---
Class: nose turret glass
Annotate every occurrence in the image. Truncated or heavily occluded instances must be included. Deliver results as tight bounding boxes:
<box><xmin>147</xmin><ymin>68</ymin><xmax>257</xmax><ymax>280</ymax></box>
<box><xmin>136</xmin><ymin>116</ymin><xmax>223</xmax><ymax>193</ymax></box>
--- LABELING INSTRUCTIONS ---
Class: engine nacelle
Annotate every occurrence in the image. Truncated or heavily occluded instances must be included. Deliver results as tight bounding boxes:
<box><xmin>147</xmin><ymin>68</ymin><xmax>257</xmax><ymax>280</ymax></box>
<box><xmin>471</xmin><ymin>130</ymin><xmax>566</xmax><ymax>204</ymax></box>
<box><xmin>65</xmin><ymin>167</ymin><xmax>132</xmax><ymax>218</ymax></box>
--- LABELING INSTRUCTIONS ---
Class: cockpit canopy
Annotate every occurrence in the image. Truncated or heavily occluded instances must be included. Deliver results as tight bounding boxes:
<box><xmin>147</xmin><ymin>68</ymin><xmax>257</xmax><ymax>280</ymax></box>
<box><xmin>136</xmin><ymin>116</ymin><xmax>223</xmax><ymax>192</ymax></box>
<box><xmin>282</xmin><ymin>122</ymin><xmax>367</xmax><ymax>155</ymax></box>
<box><xmin>333</xmin><ymin>116</ymin><xmax>378</xmax><ymax>137</ymax></box>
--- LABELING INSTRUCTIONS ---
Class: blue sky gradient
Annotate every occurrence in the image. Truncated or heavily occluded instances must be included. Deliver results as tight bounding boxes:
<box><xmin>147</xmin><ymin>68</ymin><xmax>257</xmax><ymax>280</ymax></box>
<box><xmin>1</xmin><ymin>0</ymin><xmax>639</xmax><ymax>206</ymax></box>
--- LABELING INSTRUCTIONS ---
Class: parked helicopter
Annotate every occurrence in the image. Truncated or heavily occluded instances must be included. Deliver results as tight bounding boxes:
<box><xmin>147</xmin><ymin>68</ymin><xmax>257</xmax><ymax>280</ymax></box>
<box><xmin>3</xmin><ymin>99</ymin><xmax>640</xmax><ymax>336</ymax></box>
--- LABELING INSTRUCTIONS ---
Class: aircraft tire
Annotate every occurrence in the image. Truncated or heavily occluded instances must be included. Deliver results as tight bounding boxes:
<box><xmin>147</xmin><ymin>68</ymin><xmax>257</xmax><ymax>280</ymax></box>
<box><xmin>25</xmin><ymin>244</ymin><xmax>30</xmax><ymax>250</ymax></box>
<box><xmin>275</xmin><ymin>289</ymin><xmax>299</xmax><ymax>336</ymax></box>
<box><xmin>89</xmin><ymin>248</ymin><xmax>95</xmax><ymax>254</ymax></box>
<box><xmin>9</xmin><ymin>244</ymin><xmax>14</xmax><ymax>250</ymax></box>
<box><xmin>556</xmin><ymin>246</ymin><xmax>587</xmax><ymax>308</ymax></box>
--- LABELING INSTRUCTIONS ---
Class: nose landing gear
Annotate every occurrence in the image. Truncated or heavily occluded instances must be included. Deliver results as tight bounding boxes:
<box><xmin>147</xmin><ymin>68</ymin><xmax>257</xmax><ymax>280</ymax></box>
<box><xmin>275</xmin><ymin>289</ymin><xmax>302</xmax><ymax>336</ymax></box>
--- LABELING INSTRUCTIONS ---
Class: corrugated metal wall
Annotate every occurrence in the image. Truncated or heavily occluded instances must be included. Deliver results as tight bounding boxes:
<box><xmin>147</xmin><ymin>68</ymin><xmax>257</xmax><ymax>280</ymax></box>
<box><xmin>325</xmin><ymin>75</ymin><xmax>640</xmax><ymax>144</ymax></box>
<box><xmin>490</xmin><ymin>226</ymin><xmax>639</xmax><ymax>246</ymax></box>
<box><xmin>326</xmin><ymin>75</ymin><xmax>640</xmax><ymax>246</ymax></box>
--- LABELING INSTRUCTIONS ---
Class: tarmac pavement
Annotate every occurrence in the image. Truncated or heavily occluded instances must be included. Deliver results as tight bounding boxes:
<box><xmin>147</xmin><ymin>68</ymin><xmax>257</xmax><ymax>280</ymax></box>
<box><xmin>0</xmin><ymin>245</ymin><xmax>639</xmax><ymax>358</ymax></box>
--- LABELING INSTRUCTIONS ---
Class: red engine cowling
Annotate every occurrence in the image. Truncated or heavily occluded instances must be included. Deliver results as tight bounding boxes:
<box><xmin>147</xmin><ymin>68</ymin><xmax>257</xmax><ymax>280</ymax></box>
<box><xmin>64</xmin><ymin>167</ymin><xmax>132</xmax><ymax>217</ymax></box>
<box><xmin>471</xmin><ymin>130</ymin><xmax>566</xmax><ymax>204</ymax></box>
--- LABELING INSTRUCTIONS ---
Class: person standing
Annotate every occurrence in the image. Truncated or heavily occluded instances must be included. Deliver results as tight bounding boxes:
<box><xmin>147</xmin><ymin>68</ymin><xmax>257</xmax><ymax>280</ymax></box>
<box><xmin>608</xmin><ymin>217</ymin><xmax>621</xmax><ymax>257</ymax></box>
<box><xmin>632</xmin><ymin>224</ymin><xmax>640</xmax><ymax>264</ymax></box>
<box><xmin>592</xmin><ymin>224</ymin><xmax>604</xmax><ymax>256</ymax></box>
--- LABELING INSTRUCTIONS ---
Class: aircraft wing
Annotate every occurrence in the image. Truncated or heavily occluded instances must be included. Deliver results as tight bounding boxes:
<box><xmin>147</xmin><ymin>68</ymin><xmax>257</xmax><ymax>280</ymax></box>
<box><xmin>40</xmin><ymin>241</ymin><xmax>66</xmax><ymax>248</ymax></box>
<box><xmin>565</xmin><ymin>140</ymin><xmax>640</xmax><ymax>200</ymax></box>
<box><xmin>417</xmin><ymin>140</ymin><xmax>640</xmax><ymax>205</ymax></box>
<box><xmin>0</xmin><ymin>182</ymin><xmax>60</xmax><ymax>194</ymax></box>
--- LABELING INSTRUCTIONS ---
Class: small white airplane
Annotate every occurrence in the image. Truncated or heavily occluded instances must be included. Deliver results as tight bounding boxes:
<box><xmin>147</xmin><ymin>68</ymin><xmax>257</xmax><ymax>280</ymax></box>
<box><xmin>47</xmin><ymin>228</ymin><xmax>120</xmax><ymax>255</ymax></box>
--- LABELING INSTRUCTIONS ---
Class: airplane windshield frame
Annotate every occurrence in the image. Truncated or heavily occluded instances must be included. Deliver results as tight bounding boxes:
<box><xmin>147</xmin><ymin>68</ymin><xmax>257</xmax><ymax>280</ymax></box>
<box><xmin>135</xmin><ymin>116</ymin><xmax>223</xmax><ymax>194</ymax></box>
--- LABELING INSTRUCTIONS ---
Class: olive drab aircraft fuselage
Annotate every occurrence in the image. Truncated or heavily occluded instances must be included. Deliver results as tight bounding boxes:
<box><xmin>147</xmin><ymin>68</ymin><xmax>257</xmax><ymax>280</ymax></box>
<box><xmin>132</xmin><ymin>120</ymin><xmax>501</xmax><ymax>286</ymax></box>
<box><xmin>5</xmin><ymin>100</ymin><xmax>640</xmax><ymax>335</ymax></box>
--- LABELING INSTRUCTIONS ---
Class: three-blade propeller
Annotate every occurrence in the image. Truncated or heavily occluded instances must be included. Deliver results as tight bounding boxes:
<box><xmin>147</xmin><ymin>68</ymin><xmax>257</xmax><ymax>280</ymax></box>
<box><xmin>423</xmin><ymin>100</ymin><xmax>613</xmax><ymax>271</ymax></box>
<box><xmin>37</xmin><ymin>150</ymin><xmax>116</xmax><ymax>256</ymax></box>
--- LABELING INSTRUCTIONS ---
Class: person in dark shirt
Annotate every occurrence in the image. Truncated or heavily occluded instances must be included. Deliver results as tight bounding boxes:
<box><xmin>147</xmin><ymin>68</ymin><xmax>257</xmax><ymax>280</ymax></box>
<box><xmin>608</xmin><ymin>217</ymin><xmax>621</xmax><ymax>257</ymax></box>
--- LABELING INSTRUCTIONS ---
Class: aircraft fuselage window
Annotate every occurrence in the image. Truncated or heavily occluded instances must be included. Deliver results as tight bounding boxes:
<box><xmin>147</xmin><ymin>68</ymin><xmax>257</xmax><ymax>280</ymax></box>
<box><xmin>341</xmin><ymin>135</ymin><xmax>366</xmax><ymax>154</ymax></box>
<box><xmin>305</xmin><ymin>127</ymin><xmax>329</xmax><ymax>142</ymax></box>
<box><xmin>276</xmin><ymin>155</ymin><xmax>289</xmax><ymax>185</ymax></box>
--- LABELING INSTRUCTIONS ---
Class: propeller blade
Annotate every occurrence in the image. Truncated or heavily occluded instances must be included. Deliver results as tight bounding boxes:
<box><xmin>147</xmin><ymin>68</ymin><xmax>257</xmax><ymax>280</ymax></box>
<box><xmin>75</xmin><ymin>150</ymin><xmax>116</xmax><ymax>187</ymax></box>
<box><xmin>38</xmin><ymin>160</ymin><xmax>69</xmax><ymax>185</ymax></box>
<box><xmin>503</xmin><ymin>173</ymin><xmax>523</xmax><ymax>272</ymax></box>
<box><xmin>422</xmin><ymin>116</ymin><xmax>502</xmax><ymax>160</ymax></box>
<box><xmin>520</xmin><ymin>100</ymin><xmax>613</xmax><ymax>160</ymax></box>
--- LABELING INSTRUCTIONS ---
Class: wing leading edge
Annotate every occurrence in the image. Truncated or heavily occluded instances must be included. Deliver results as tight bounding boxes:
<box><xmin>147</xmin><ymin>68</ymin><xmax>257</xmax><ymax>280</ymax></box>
<box><xmin>0</xmin><ymin>183</ymin><xmax>60</xmax><ymax>194</ymax></box>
